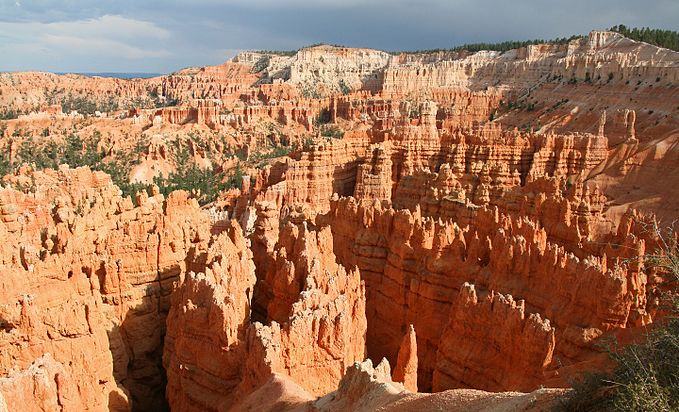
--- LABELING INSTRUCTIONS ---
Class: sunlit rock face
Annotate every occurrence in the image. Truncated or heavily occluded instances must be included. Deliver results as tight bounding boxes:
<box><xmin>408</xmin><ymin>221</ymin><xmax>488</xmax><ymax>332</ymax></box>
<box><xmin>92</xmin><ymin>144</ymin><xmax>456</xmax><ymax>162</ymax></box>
<box><xmin>1</xmin><ymin>30</ymin><xmax>678</xmax><ymax>411</ymax></box>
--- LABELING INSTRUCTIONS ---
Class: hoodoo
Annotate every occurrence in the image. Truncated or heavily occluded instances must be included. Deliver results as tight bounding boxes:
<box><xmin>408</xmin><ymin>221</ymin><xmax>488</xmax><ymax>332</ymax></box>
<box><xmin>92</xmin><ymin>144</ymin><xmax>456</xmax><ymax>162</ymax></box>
<box><xmin>1</xmin><ymin>22</ymin><xmax>678</xmax><ymax>411</ymax></box>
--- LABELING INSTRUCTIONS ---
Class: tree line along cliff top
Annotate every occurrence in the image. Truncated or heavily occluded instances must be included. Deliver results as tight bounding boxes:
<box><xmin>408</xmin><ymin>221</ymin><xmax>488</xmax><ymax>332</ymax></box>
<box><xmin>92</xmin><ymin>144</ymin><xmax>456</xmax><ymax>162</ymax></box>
<box><xmin>252</xmin><ymin>25</ymin><xmax>679</xmax><ymax>57</ymax></box>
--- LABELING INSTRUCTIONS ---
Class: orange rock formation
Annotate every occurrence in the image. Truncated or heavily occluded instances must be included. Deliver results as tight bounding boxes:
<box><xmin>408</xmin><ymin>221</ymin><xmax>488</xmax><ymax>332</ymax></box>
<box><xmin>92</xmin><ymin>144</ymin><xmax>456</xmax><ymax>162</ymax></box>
<box><xmin>0</xmin><ymin>30</ymin><xmax>678</xmax><ymax>410</ymax></box>
<box><xmin>392</xmin><ymin>324</ymin><xmax>418</xmax><ymax>392</ymax></box>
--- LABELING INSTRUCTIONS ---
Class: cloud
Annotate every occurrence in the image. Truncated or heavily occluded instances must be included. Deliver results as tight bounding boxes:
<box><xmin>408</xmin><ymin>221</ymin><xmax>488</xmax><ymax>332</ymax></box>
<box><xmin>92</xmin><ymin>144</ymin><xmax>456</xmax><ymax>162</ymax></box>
<box><xmin>0</xmin><ymin>14</ymin><xmax>170</xmax><ymax>42</ymax></box>
<box><xmin>47</xmin><ymin>14</ymin><xmax>170</xmax><ymax>40</ymax></box>
<box><xmin>0</xmin><ymin>15</ymin><xmax>172</xmax><ymax>71</ymax></box>
<box><xmin>42</xmin><ymin>34</ymin><xmax>170</xmax><ymax>59</ymax></box>
<box><xmin>0</xmin><ymin>0</ymin><xmax>677</xmax><ymax>72</ymax></box>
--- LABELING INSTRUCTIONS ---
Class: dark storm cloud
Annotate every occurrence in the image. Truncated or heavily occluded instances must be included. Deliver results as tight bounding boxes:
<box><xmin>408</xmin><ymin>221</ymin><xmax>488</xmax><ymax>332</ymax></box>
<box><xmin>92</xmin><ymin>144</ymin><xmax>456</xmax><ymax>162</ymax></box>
<box><xmin>1</xmin><ymin>0</ymin><xmax>677</xmax><ymax>72</ymax></box>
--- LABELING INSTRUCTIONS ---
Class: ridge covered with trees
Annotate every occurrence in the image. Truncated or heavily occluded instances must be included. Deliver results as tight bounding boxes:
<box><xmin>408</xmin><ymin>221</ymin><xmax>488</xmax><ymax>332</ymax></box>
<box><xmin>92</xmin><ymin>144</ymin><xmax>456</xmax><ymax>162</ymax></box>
<box><xmin>390</xmin><ymin>35</ymin><xmax>583</xmax><ymax>55</ymax></box>
<box><xmin>609</xmin><ymin>25</ymin><xmax>679</xmax><ymax>52</ymax></box>
<box><xmin>252</xmin><ymin>25</ymin><xmax>679</xmax><ymax>59</ymax></box>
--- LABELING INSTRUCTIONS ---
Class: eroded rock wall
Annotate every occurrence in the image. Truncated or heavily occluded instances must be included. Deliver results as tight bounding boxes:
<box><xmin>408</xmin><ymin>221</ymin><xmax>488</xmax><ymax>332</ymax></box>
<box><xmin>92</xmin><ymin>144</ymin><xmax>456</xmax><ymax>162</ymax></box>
<box><xmin>163</xmin><ymin>222</ymin><xmax>256</xmax><ymax>411</ymax></box>
<box><xmin>163</xmin><ymin>207</ymin><xmax>367</xmax><ymax>409</ymax></box>
<box><xmin>325</xmin><ymin>195</ymin><xmax>648</xmax><ymax>391</ymax></box>
<box><xmin>1</xmin><ymin>28</ymin><xmax>677</xmax><ymax>410</ymax></box>
<box><xmin>0</xmin><ymin>167</ymin><xmax>211</xmax><ymax>411</ymax></box>
<box><xmin>432</xmin><ymin>283</ymin><xmax>555</xmax><ymax>391</ymax></box>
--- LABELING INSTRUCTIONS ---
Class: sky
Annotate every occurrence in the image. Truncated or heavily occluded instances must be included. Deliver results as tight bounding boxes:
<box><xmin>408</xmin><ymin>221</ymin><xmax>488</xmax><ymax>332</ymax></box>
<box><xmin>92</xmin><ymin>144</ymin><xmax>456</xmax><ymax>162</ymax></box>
<box><xmin>1</xmin><ymin>0</ymin><xmax>677</xmax><ymax>73</ymax></box>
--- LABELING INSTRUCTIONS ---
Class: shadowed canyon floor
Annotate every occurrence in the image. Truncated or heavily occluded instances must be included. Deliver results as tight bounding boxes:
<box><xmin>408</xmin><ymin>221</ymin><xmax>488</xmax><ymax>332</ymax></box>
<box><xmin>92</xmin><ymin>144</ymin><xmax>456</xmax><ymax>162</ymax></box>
<box><xmin>0</xmin><ymin>30</ymin><xmax>678</xmax><ymax>411</ymax></box>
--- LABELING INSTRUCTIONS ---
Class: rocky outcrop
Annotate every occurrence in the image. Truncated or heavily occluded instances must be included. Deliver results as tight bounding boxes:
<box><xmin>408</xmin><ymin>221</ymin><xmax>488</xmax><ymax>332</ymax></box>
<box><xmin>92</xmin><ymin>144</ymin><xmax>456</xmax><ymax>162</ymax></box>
<box><xmin>0</xmin><ymin>353</ymin><xmax>116</xmax><ymax>412</ymax></box>
<box><xmin>325</xmin><ymin>195</ymin><xmax>647</xmax><ymax>390</ymax></box>
<box><xmin>315</xmin><ymin>358</ymin><xmax>406</xmax><ymax>411</ymax></box>
<box><xmin>392</xmin><ymin>324</ymin><xmax>418</xmax><ymax>392</ymax></box>
<box><xmin>235</xmin><ymin>45</ymin><xmax>393</xmax><ymax>95</ymax></box>
<box><xmin>0</xmin><ymin>167</ymin><xmax>211</xmax><ymax>411</ymax></box>
<box><xmin>433</xmin><ymin>284</ymin><xmax>555</xmax><ymax>392</ymax></box>
<box><xmin>288</xmin><ymin>46</ymin><xmax>392</xmax><ymax>94</ymax></box>
<box><xmin>163</xmin><ymin>222</ymin><xmax>256</xmax><ymax>411</ymax></box>
<box><xmin>312</xmin><ymin>358</ymin><xmax>566</xmax><ymax>412</ymax></box>
<box><xmin>257</xmin><ymin>137</ymin><xmax>371</xmax><ymax>211</ymax></box>
<box><xmin>1</xmin><ymin>28</ymin><xmax>677</xmax><ymax>411</ymax></box>
<box><xmin>354</xmin><ymin>144</ymin><xmax>393</xmax><ymax>201</ymax></box>
<box><xmin>163</xmin><ymin>206</ymin><xmax>367</xmax><ymax>409</ymax></box>
<box><xmin>0</xmin><ymin>62</ymin><xmax>257</xmax><ymax>113</ymax></box>
<box><xmin>245</xmin><ymin>211</ymin><xmax>367</xmax><ymax>396</ymax></box>
<box><xmin>382</xmin><ymin>32</ymin><xmax>679</xmax><ymax>95</ymax></box>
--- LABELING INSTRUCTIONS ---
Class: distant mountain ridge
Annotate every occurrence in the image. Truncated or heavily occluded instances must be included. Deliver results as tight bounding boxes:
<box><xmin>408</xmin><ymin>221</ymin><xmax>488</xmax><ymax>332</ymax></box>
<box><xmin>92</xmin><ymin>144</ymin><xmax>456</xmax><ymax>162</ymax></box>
<box><xmin>54</xmin><ymin>72</ymin><xmax>162</xmax><ymax>79</ymax></box>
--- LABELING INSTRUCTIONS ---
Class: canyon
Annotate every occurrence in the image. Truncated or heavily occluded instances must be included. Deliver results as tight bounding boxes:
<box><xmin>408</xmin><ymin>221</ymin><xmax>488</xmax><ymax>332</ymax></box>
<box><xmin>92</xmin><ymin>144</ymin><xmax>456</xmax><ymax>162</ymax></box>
<box><xmin>0</xmin><ymin>30</ymin><xmax>678</xmax><ymax>411</ymax></box>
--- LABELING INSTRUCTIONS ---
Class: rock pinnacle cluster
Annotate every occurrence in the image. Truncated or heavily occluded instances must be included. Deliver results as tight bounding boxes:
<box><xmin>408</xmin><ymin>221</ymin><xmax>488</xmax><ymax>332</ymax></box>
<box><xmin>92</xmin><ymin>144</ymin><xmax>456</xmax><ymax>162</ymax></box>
<box><xmin>0</xmin><ymin>30</ymin><xmax>678</xmax><ymax>411</ymax></box>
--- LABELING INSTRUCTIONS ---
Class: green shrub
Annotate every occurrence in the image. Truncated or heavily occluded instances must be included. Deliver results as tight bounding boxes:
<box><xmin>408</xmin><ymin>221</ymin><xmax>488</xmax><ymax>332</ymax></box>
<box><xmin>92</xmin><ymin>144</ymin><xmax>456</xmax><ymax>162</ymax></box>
<box><xmin>301</xmin><ymin>84</ymin><xmax>321</xmax><ymax>99</ymax></box>
<box><xmin>0</xmin><ymin>109</ymin><xmax>19</xmax><ymax>120</ymax></box>
<box><xmin>60</xmin><ymin>94</ymin><xmax>120</xmax><ymax>115</ymax></box>
<box><xmin>314</xmin><ymin>109</ymin><xmax>332</xmax><ymax>126</ymax></box>
<box><xmin>152</xmin><ymin>142</ymin><xmax>244</xmax><ymax>205</ymax></box>
<box><xmin>2</xmin><ymin>131</ymin><xmax>247</xmax><ymax>205</ymax></box>
<box><xmin>561</xmin><ymin>372</ymin><xmax>614</xmax><ymax>411</ymax></box>
<box><xmin>0</xmin><ymin>152</ymin><xmax>10</xmax><ymax>178</ymax></box>
<box><xmin>154</xmin><ymin>164</ymin><xmax>226</xmax><ymax>205</ymax></box>
<box><xmin>251</xmin><ymin>56</ymin><xmax>270</xmax><ymax>74</ymax></box>
<box><xmin>255</xmin><ymin>49</ymin><xmax>297</xmax><ymax>57</ymax></box>
<box><xmin>61</xmin><ymin>94</ymin><xmax>97</xmax><ymax>114</ymax></box>
<box><xmin>338</xmin><ymin>80</ymin><xmax>351</xmax><ymax>95</ymax></box>
<box><xmin>249</xmin><ymin>145</ymin><xmax>292</xmax><ymax>163</ymax></box>
<box><xmin>6</xmin><ymin>132</ymin><xmax>150</xmax><ymax>198</ymax></box>
<box><xmin>320</xmin><ymin>126</ymin><xmax>344</xmax><ymax>139</ymax></box>
<box><xmin>303</xmin><ymin>136</ymin><xmax>315</xmax><ymax>150</ymax></box>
